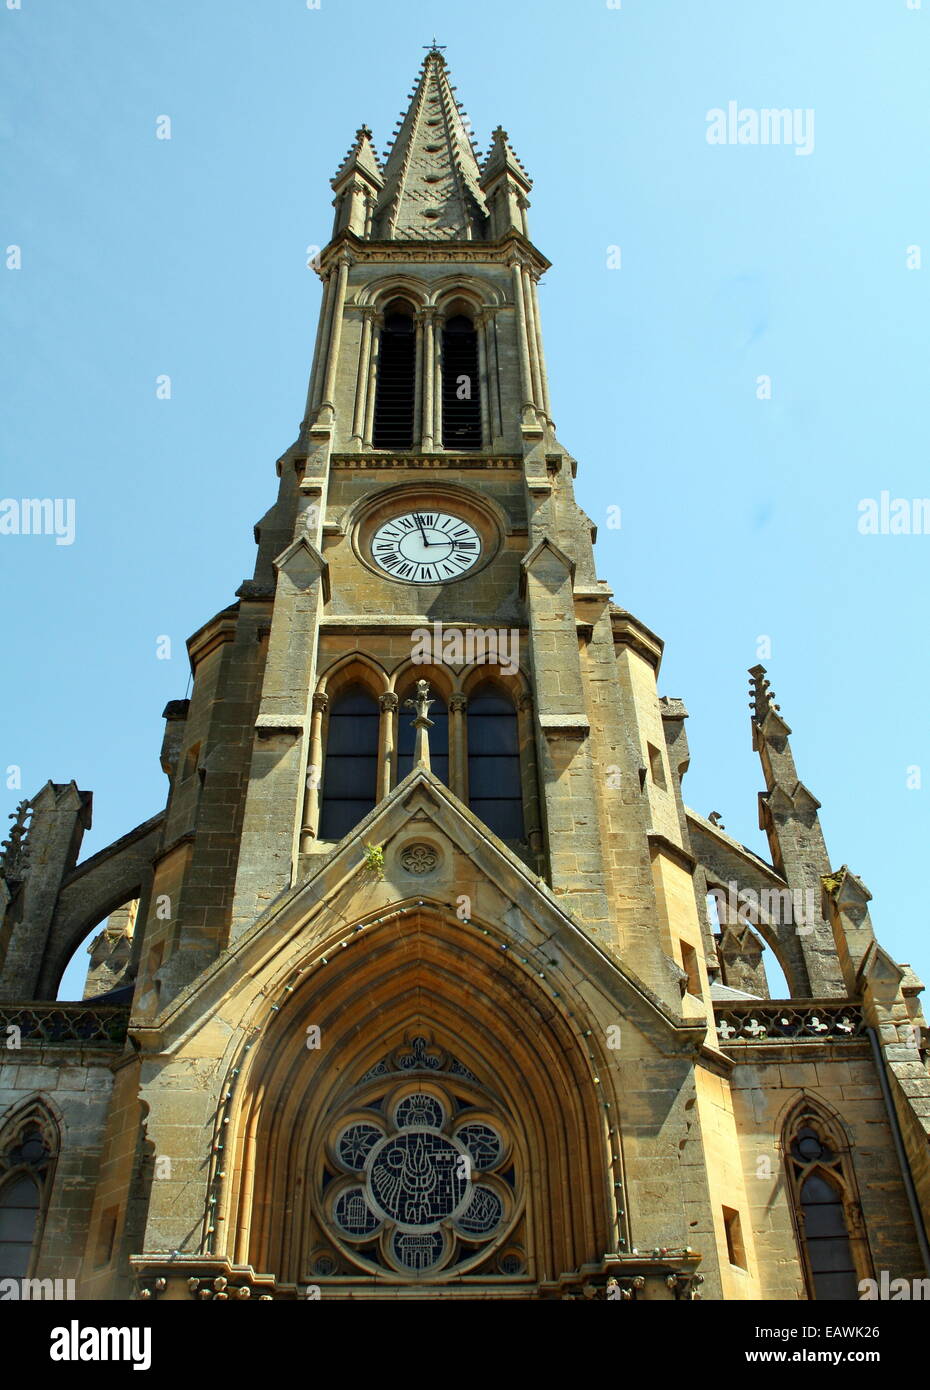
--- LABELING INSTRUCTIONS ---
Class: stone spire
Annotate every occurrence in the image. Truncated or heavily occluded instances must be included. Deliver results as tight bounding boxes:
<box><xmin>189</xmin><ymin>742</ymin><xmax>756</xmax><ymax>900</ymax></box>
<box><xmin>330</xmin><ymin>126</ymin><xmax>384</xmax><ymax>238</ymax></box>
<box><xmin>748</xmin><ymin>666</ymin><xmax>845</xmax><ymax>997</ymax></box>
<box><xmin>479</xmin><ymin>126</ymin><xmax>532</xmax><ymax>238</ymax></box>
<box><xmin>371</xmin><ymin>49</ymin><xmax>488</xmax><ymax>241</ymax></box>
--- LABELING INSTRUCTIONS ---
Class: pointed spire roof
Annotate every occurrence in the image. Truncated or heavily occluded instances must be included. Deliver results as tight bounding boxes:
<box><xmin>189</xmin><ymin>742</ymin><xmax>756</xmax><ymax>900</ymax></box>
<box><xmin>331</xmin><ymin>125</ymin><xmax>383</xmax><ymax>191</ymax></box>
<box><xmin>372</xmin><ymin>49</ymin><xmax>488</xmax><ymax>241</ymax></box>
<box><xmin>480</xmin><ymin>126</ymin><xmax>532</xmax><ymax>193</ymax></box>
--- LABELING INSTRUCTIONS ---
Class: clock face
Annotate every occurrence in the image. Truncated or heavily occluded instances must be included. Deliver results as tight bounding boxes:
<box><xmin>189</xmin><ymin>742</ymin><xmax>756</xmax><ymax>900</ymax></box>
<box><xmin>370</xmin><ymin>511</ymin><xmax>482</xmax><ymax>583</ymax></box>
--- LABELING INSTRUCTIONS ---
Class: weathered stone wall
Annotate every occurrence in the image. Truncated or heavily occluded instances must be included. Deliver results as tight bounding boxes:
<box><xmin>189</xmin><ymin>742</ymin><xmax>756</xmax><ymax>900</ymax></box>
<box><xmin>0</xmin><ymin>1050</ymin><xmax>118</xmax><ymax>1287</ymax></box>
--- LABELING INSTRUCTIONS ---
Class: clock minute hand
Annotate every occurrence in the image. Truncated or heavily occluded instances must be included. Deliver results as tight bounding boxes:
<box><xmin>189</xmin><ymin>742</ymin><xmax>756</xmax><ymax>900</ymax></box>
<box><xmin>414</xmin><ymin>513</ymin><xmax>431</xmax><ymax>547</ymax></box>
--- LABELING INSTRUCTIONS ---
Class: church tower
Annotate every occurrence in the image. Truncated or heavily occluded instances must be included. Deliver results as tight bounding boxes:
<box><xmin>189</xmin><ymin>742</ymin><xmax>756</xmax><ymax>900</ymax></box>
<box><xmin>1</xmin><ymin>48</ymin><xmax>928</xmax><ymax>1302</ymax></box>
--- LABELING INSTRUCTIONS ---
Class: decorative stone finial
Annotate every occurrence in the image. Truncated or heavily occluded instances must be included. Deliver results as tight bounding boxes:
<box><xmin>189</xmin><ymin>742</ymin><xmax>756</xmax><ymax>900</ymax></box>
<box><xmin>0</xmin><ymin>799</ymin><xmax>32</xmax><ymax>883</ymax></box>
<box><xmin>748</xmin><ymin>664</ymin><xmax>781</xmax><ymax>724</ymax></box>
<box><xmin>404</xmin><ymin>680</ymin><xmax>435</xmax><ymax>770</ymax></box>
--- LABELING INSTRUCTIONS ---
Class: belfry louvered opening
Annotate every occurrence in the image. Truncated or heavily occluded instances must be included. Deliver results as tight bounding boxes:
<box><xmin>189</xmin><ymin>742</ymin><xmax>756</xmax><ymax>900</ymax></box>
<box><xmin>373</xmin><ymin>300</ymin><xmax>416</xmax><ymax>450</ymax></box>
<box><xmin>442</xmin><ymin>314</ymin><xmax>481</xmax><ymax>449</ymax></box>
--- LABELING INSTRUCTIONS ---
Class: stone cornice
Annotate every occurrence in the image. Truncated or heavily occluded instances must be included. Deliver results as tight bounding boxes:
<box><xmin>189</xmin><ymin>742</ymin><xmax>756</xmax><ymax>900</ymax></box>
<box><xmin>254</xmin><ymin>714</ymin><xmax>306</xmax><ymax>738</ymax></box>
<box><xmin>648</xmin><ymin>833</ymin><xmax>696</xmax><ymax>874</ymax></box>
<box><xmin>319</xmin><ymin>617</ymin><xmax>526</xmax><ymax>635</ymax></box>
<box><xmin>316</xmin><ymin>228</ymin><xmax>550</xmax><ymax>276</ymax></box>
<box><xmin>330</xmin><ymin>453</ymin><xmax>521</xmax><ymax>470</ymax></box>
<box><xmin>187</xmin><ymin>608</ymin><xmax>239</xmax><ymax>673</ymax></box>
<box><xmin>610</xmin><ymin>608</ymin><xmax>664</xmax><ymax>673</ymax></box>
<box><xmin>537</xmin><ymin>713</ymin><xmax>590</xmax><ymax>738</ymax></box>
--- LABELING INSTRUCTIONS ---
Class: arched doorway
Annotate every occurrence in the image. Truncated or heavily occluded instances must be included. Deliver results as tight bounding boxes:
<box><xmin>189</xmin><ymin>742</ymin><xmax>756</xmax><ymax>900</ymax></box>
<box><xmin>226</xmin><ymin>905</ymin><xmax>615</xmax><ymax>1293</ymax></box>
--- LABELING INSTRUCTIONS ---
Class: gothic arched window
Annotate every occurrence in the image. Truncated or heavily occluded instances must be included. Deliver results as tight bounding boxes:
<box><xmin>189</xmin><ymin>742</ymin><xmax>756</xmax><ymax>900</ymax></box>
<box><xmin>441</xmin><ymin>314</ymin><xmax>481</xmax><ymax>450</ymax></box>
<box><xmin>784</xmin><ymin>1105</ymin><xmax>869</xmax><ymax>1301</ymax></box>
<box><xmin>467</xmin><ymin>684</ymin><xmax>524</xmax><ymax>841</ymax></box>
<box><xmin>373</xmin><ymin>301</ymin><xmax>416</xmax><ymax>450</ymax></box>
<box><xmin>397</xmin><ymin>685</ymin><xmax>449</xmax><ymax>787</ymax></box>
<box><xmin>0</xmin><ymin>1109</ymin><xmax>56</xmax><ymax>1279</ymax></box>
<box><xmin>319</xmin><ymin>684</ymin><xmax>380</xmax><ymax>840</ymax></box>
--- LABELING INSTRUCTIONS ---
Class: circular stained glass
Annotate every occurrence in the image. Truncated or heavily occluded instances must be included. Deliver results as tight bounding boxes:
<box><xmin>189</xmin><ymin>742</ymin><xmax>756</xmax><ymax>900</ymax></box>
<box><xmin>454</xmin><ymin>1122</ymin><xmax>502</xmax><ymax>1171</ymax></box>
<box><xmin>366</xmin><ymin>1130</ymin><xmax>469</xmax><ymax>1231</ymax></box>
<box><xmin>334</xmin><ymin>1186</ymin><xmax>381</xmax><ymax>1238</ymax></box>
<box><xmin>394</xmin><ymin>1092</ymin><xmax>444</xmax><ymax>1129</ymax></box>
<box><xmin>319</xmin><ymin>1067</ymin><xmax>520</xmax><ymax>1278</ymax></box>
<box><xmin>337</xmin><ymin>1121</ymin><xmax>383</xmax><ymax>1171</ymax></box>
<box><xmin>457</xmin><ymin>1185</ymin><xmax>503</xmax><ymax>1237</ymax></box>
<box><xmin>392</xmin><ymin>1229</ymin><xmax>445</xmax><ymax>1272</ymax></box>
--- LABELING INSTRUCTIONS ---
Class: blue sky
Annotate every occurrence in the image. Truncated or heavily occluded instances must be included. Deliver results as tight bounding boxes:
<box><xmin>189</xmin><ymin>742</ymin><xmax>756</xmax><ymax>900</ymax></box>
<box><xmin>1</xmin><ymin>0</ymin><xmax>928</xmax><ymax>1000</ymax></box>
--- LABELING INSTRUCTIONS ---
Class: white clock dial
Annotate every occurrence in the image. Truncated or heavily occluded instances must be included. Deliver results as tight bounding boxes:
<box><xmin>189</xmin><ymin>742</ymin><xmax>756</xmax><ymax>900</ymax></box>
<box><xmin>371</xmin><ymin>511</ymin><xmax>482</xmax><ymax>583</ymax></box>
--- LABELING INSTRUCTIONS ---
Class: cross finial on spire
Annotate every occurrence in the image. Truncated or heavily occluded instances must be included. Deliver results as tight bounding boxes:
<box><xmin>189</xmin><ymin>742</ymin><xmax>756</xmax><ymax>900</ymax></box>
<box><xmin>423</xmin><ymin>37</ymin><xmax>446</xmax><ymax>54</ymax></box>
<box><xmin>404</xmin><ymin>680</ymin><xmax>435</xmax><ymax>770</ymax></box>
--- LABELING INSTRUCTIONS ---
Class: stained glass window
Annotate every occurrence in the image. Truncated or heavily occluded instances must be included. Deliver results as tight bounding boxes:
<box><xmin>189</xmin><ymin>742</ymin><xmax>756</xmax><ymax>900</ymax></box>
<box><xmin>455</xmin><ymin>1122</ymin><xmax>502</xmax><ymax>1170</ymax></box>
<box><xmin>394</xmin><ymin>1093</ymin><xmax>444</xmax><ymax>1130</ymax></box>
<box><xmin>321</xmin><ymin>1070</ymin><xmax>516</xmax><ymax>1279</ymax></box>
<box><xmin>467</xmin><ymin>685</ymin><xmax>525</xmax><ymax>841</ymax></box>
<box><xmin>336</xmin><ymin>1123</ymin><xmax>383</xmax><ymax>1172</ymax></box>
<box><xmin>334</xmin><ymin>1187</ymin><xmax>381</xmax><ymax>1238</ymax></box>
<box><xmin>319</xmin><ymin>685</ymin><xmax>380</xmax><ymax>839</ymax></box>
<box><xmin>784</xmin><ymin>1110</ymin><xmax>868</xmax><ymax>1301</ymax></box>
<box><xmin>457</xmin><ymin>1186</ymin><xmax>503</xmax><ymax>1237</ymax></box>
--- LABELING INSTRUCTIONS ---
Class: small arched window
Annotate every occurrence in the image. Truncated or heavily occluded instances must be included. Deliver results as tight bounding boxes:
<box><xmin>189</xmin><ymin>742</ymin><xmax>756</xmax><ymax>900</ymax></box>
<box><xmin>373</xmin><ymin>301</ymin><xmax>416</xmax><ymax>450</ymax></box>
<box><xmin>0</xmin><ymin>1112</ymin><xmax>55</xmax><ymax>1279</ymax></box>
<box><xmin>0</xmin><ymin>1174</ymin><xmax>40</xmax><ymax>1278</ymax></box>
<box><xmin>442</xmin><ymin>314</ymin><xmax>481</xmax><ymax>450</ymax></box>
<box><xmin>784</xmin><ymin>1108</ymin><xmax>867</xmax><ymax>1301</ymax></box>
<box><xmin>467</xmin><ymin>684</ymin><xmax>524</xmax><ymax>841</ymax></box>
<box><xmin>319</xmin><ymin>685</ymin><xmax>380</xmax><ymax>840</ymax></box>
<box><xmin>397</xmin><ymin>686</ymin><xmax>449</xmax><ymax>787</ymax></box>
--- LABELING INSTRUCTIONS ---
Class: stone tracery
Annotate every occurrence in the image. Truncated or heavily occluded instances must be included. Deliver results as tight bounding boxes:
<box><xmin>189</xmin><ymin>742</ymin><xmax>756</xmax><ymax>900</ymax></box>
<box><xmin>321</xmin><ymin>1075</ymin><xmax>516</xmax><ymax>1277</ymax></box>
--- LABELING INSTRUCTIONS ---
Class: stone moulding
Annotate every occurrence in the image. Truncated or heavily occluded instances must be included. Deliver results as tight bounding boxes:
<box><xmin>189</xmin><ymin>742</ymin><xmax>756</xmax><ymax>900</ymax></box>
<box><xmin>330</xmin><ymin>453</ymin><xmax>522</xmax><ymax>470</ymax></box>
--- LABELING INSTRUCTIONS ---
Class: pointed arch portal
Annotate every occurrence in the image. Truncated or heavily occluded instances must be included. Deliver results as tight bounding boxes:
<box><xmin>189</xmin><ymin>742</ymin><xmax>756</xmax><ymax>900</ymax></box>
<box><xmin>227</xmin><ymin>905</ymin><xmax>614</xmax><ymax>1291</ymax></box>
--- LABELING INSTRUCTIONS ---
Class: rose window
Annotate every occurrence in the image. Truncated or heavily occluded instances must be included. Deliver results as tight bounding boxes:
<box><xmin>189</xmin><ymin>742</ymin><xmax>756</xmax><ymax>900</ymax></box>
<box><xmin>321</xmin><ymin>1080</ymin><xmax>518</xmax><ymax>1278</ymax></box>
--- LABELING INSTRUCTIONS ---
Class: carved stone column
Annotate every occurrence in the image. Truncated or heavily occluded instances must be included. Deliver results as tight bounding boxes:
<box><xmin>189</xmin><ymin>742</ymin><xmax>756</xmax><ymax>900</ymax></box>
<box><xmin>517</xmin><ymin>691</ymin><xmax>544</xmax><ymax>870</ymax></box>
<box><xmin>449</xmin><ymin>693</ymin><xmax>468</xmax><ymax>801</ymax></box>
<box><xmin>363</xmin><ymin>313</ymin><xmax>381</xmax><ymax>448</ymax></box>
<box><xmin>527</xmin><ymin>270</ymin><xmax>552</xmax><ymax>422</ymax></box>
<box><xmin>304</xmin><ymin>268</ymin><xmax>335</xmax><ymax>420</ymax></box>
<box><xmin>378</xmin><ymin>692</ymin><xmax>399</xmax><ymax>798</ymax></box>
<box><xmin>317</xmin><ymin>251</ymin><xmax>353</xmax><ymax>424</ymax></box>
<box><xmin>509</xmin><ymin>257</ymin><xmax>537</xmax><ymax>427</ymax></box>
<box><xmin>300</xmin><ymin>691</ymin><xmax>329</xmax><ymax>851</ymax></box>
<box><xmin>475</xmin><ymin>314</ymin><xmax>491</xmax><ymax>449</ymax></box>
<box><xmin>351</xmin><ymin>307</ymin><xmax>377</xmax><ymax>445</ymax></box>
<box><xmin>432</xmin><ymin>312</ymin><xmax>443</xmax><ymax>447</ymax></box>
<box><xmin>481</xmin><ymin>308</ymin><xmax>504</xmax><ymax>444</ymax></box>
<box><xmin>522</xmin><ymin>265</ymin><xmax>544</xmax><ymax>415</ymax></box>
<box><xmin>417</xmin><ymin>308</ymin><xmax>438</xmax><ymax>451</ymax></box>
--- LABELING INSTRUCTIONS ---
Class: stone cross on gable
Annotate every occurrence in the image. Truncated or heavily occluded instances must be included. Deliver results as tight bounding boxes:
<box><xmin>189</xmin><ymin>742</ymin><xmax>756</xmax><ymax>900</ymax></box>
<box><xmin>404</xmin><ymin>679</ymin><xmax>435</xmax><ymax>771</ymax></box>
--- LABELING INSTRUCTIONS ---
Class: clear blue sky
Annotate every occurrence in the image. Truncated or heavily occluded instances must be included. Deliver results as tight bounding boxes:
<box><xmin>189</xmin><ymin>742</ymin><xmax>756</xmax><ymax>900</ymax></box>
<box><xmin>1</xmin><ymin>0</ymin><xmax>928</xmax><ymax>1001</ymax></box>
